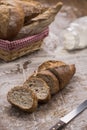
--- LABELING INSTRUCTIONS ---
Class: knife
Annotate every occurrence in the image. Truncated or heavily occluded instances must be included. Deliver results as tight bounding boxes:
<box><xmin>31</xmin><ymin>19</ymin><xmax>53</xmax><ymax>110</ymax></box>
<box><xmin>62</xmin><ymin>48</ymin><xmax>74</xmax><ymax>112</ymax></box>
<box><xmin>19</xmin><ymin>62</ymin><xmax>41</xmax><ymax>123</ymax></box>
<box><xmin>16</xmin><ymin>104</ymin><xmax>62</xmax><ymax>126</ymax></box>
<box><xmin>50</xmin><ymin>100</ymin><xmax>87</xmax><ymax>130</ymax></box>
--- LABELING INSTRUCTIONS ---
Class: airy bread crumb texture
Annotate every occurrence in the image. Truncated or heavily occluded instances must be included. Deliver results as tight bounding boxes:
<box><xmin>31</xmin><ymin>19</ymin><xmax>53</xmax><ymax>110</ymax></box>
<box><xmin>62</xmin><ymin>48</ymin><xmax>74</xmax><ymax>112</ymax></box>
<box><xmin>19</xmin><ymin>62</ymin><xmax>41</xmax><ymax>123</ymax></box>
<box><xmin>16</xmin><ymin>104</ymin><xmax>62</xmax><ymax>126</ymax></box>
<box><xmin>7</xmin><ymin>86</ymin><xmax>38</xmax><ymax>112</ymax></box>
<box><xmin>28</xmin><ymin>77</ymin><xmax>51</xmax><ymax>103</ymax></box>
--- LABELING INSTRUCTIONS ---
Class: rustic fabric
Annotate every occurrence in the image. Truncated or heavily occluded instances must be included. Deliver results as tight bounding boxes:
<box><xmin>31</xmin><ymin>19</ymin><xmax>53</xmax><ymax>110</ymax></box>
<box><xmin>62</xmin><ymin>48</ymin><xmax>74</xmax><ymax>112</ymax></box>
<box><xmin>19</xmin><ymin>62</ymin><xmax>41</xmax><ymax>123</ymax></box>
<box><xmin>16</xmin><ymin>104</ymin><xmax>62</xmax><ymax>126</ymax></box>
<box><xmin>0</xmin><ymin>28</ymin><xmax>49</xmax><ymax>51</ymax></box>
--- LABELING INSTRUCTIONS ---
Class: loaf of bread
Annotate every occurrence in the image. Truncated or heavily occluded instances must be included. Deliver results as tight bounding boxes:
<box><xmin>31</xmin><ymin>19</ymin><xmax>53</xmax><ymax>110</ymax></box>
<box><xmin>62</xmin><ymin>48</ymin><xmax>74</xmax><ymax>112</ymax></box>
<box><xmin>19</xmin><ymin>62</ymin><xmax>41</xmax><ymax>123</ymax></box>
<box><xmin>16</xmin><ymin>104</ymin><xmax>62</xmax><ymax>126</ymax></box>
<box><xmin>24</xmin><ymin>77</ymin><xmax>51</xmax><ymax>103</ymax></box>
<box><xmin>7</xmin><ymin>86</ymin><xmax>38</xmax><ymax>112</ymax></box>
<box><xmin>15</xmin><ymin>2</ymin><xmax>63</xmax><ymax>39</ymax></box>
<box><xmin>0</xmin><ymin>0</ymin><xmax>24</xmax><ymax>40</ymax></box>
<box><xmin>7</xmin><ymin>60</ymin><xmax>76</xmax><ymax>112</ymax></box>
<box><xmin>0</xmin><ymin>0</ymin><xmax>63</xmax><ymax>40</ymax></box>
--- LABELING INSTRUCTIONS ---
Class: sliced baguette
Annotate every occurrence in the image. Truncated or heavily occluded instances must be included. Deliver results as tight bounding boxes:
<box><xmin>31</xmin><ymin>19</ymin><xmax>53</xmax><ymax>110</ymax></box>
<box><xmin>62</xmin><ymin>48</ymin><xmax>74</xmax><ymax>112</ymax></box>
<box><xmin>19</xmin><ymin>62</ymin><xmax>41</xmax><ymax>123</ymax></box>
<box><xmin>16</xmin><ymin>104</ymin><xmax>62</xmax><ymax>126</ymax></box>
<box><xmin>24</xmin><ymin>77</ymin><xmax>51</xmax><ymax>103</ymax></box>
<box><xmin>48</xmin><ymin>64</ymin><xmax>76</xmax><ymax>89</ymax></box>
<box><xmin>38</xmin><ymin>60</ymin><xmax>66</xmax><ymax>72</ymax></box>
<box><xmin>32</xmin><ymin>70</ymin><xmax>59</xmax><ymax>95</ymax></box>
<box><xmin>7</xmin><ymin>86</ymin><xmax>38</xmax><ymax>112</ymax></box>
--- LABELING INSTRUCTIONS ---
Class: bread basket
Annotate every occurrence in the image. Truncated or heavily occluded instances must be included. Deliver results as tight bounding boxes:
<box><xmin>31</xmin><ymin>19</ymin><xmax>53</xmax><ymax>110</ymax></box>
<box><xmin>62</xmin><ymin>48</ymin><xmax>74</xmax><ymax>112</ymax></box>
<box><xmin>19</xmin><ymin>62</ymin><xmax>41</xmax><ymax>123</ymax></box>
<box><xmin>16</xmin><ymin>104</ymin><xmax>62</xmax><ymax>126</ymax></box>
<box><xmin>0</xmin><ymin>0</ymin><xmax>62</xmax><ymax>62</ymax></box>
<box><xmin>0</xmin><ymin>28</ymin><xmax>49</xmax><ymax>62</ymax></box>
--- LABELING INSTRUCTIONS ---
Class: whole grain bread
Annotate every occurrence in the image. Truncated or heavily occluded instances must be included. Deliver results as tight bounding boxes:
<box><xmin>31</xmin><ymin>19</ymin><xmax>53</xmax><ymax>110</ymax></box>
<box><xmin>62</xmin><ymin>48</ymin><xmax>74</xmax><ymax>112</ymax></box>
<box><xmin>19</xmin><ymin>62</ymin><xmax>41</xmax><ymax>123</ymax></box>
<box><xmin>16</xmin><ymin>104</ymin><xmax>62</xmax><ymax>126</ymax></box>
<box><xmin>38</xmin><ymin>60</ymin><xmax>66</xmax><ymax>72</ymax></box>
<box><xmin>17</xmin><ymin>0</ymin><xmax>48</xmax><ymax>25</ymax></box>
<box><xmin>14</xmin><ymin>2</ymin><xmax>63</xmax><ymax>39</ymax></box>
<box><xmin>0</xmin><ymin>0</ymin><xmax>24</xmax><ymax>40</ymax></box>
<box><xmin>7</xmin><ymin>86</ymin><xmax>38</xmax><ymax>112</ymax></box>
<box><xmin>48</xmin><ymin>64</ymin><xmax>76</xmax><ymax>89</ymax></box>
<box><xmin>0</xmin><ymin>0</ymin><xmax>62</xmax><ymax>40</ymax></box>
<box><xmin>32</xmin><ymin>69</ymin><xmax>59</xmax><ymax>95</ymax></box>
<box><xmin>24</xmin><ymin>77</ymin><xmax>51</xmax><ymax>103</ymax></box>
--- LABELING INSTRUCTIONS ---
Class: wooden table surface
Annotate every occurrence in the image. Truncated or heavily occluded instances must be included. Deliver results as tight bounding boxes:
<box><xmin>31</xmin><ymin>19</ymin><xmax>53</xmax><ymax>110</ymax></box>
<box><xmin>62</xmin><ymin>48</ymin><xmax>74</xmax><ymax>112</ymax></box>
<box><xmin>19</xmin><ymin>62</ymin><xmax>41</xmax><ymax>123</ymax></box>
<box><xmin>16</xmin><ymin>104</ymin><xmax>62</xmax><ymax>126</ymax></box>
<box><xmin>0</xmin><ymin>0</ymin><xmax>87</xmax><ymax>130</ymax></box>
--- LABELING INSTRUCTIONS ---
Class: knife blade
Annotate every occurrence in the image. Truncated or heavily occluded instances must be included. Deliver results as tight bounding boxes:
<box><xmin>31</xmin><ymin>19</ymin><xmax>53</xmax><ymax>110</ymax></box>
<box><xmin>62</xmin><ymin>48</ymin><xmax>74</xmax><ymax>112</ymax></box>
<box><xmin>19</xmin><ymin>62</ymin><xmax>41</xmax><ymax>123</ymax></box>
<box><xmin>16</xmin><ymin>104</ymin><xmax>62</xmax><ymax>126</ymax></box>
<box><xmin>50</xmin><ymin>100</ymin><xmax>87</xmax><ymax>130</ymax></box>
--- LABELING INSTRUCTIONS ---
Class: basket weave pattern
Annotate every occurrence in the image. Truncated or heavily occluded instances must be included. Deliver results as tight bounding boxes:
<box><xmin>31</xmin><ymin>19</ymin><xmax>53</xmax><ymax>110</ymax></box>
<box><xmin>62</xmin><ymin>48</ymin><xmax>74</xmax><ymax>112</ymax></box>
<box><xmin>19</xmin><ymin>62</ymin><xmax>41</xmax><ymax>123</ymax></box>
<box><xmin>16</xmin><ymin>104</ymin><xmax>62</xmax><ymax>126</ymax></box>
<box><xmin>0</xmin><ymin>28</ymin><xmax>49</xmax><ymax>61</ymax></box>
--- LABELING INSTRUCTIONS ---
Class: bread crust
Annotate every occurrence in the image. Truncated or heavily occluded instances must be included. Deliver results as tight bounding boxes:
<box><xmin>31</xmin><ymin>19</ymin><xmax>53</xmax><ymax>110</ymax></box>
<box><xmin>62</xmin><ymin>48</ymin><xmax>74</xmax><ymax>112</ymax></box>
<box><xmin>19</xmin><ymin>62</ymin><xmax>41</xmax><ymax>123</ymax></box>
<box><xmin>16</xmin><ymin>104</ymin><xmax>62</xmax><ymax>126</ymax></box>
<box><xmin>49</xmin><ymin>65</ymin><xmax>76</xmax><ymax>89</ymax></box>
<box><xmin>17</xmin><ymin>0</ymin><xmax>47</xmax><ymax>25</ymax></box>
<box><xmin>38</xmin><ymin>60</ymin><xmax>66</xmax><ymax>71</ymax></box>
<box><xmin>7</xmin><ymin>86</ymin><xmax>38</xmax><ymax>112</ymax></box>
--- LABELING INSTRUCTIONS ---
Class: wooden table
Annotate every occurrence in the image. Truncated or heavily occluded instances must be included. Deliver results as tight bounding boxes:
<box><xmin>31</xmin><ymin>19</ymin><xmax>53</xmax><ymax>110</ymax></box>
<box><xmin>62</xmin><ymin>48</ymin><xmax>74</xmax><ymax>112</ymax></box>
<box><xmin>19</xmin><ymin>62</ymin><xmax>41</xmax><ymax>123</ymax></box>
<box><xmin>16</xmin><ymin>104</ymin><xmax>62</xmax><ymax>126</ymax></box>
<box><xmin>0</xmin><ymin>0</ymin><xmax>87</xmax><ymax>130</ymax></box>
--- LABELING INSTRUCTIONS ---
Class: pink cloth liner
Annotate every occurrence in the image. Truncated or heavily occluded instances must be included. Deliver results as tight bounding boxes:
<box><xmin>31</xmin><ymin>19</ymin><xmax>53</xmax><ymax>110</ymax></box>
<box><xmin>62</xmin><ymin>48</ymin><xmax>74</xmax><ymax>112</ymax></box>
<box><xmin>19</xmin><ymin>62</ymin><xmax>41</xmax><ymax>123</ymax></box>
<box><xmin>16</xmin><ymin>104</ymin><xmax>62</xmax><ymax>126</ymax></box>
<box><xmin>0</xmin><ymin>28</ymin><xmax>49</xmax><ymax>52</ymax></box>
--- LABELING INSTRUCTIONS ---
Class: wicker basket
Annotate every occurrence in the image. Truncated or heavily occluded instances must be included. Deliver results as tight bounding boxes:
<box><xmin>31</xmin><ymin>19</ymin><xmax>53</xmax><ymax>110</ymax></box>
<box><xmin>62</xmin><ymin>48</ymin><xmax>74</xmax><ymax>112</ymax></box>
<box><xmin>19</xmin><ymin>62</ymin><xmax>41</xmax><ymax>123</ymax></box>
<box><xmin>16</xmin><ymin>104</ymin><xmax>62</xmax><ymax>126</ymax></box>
<box><xmin>0</xmin><ymin>28</ymin><xmax>49</xmax><ymax>62</ymax></box>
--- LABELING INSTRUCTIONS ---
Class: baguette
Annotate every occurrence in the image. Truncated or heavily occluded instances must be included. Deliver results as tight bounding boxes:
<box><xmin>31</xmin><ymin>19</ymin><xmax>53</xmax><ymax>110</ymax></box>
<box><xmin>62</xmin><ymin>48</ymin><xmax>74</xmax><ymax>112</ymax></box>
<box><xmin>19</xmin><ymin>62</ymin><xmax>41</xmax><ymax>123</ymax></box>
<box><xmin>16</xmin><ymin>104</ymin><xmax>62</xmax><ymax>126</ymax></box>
<box><xmin>7</xmin><ymin>86</ymin><xmax>38</xmax><ymax>112</ymax></box>
<box><xmin>7</xmin><ymin>61</ymin><xmax>76</xmax><ymax>113</ymax></box>
<box><xmin>24</xmin><ymin>77</ymin><xmax>51</xmax><ymax>103</ymax></box>
<box><xmin>14</xmin><ymin>2</ymin><xmax>63</xmax><ymax>39</ymax></box>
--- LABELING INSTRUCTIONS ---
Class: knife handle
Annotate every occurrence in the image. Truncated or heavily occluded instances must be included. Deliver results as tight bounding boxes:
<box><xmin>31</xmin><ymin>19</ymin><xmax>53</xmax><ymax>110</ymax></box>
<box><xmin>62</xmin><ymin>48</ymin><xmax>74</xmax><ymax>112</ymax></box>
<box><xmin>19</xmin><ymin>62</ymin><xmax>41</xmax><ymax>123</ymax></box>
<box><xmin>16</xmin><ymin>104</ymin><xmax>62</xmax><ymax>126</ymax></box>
<box><xmin>49</xmin><ymin>120</ymin><xmax>66</xmax><ymax>130</ymax></box>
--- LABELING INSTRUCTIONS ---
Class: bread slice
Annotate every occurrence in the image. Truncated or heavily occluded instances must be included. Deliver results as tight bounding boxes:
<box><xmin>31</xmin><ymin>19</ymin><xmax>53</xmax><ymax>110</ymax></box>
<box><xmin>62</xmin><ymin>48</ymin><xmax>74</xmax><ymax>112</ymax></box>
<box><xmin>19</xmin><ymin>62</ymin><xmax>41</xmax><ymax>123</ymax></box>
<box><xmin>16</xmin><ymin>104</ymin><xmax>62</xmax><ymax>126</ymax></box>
<box><xmin>7</xmin><ymin>86</ymin><xmax>38</xmax><ymax>112</ymax></box>
<box><xmin>24</xmin><ymin>77</ymin><xmax>51</xmax><ymax>103</ymax></box>
<box><xmin>38</xmin><ymin>60</ymin><xmax>66</xmax><ymax>72</ymax></box>
<box><xmin>32</xmin><ymin>70</ymin><xmax>59</xmax><ymax>95</ymax></box>
<box><xmin>48</xmin><ymin>64</ymin><xmax>76</xmax><ymax>90</ymax></box>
